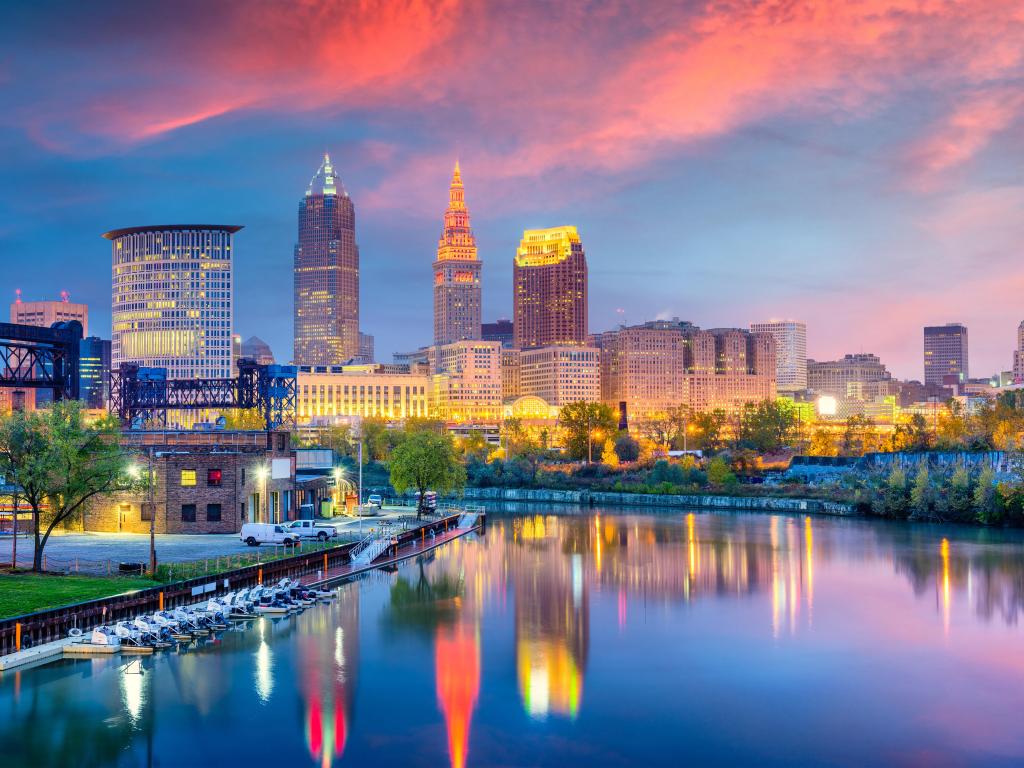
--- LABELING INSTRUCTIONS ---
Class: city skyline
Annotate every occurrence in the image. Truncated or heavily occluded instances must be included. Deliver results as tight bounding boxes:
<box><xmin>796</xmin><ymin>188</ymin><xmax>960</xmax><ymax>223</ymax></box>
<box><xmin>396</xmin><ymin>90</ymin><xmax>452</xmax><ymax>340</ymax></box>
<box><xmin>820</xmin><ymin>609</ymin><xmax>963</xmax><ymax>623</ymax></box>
<box><xmin>2</xmin><ymin>2</ymin><xmax>1023</xmax><ymax>379</ymax></box>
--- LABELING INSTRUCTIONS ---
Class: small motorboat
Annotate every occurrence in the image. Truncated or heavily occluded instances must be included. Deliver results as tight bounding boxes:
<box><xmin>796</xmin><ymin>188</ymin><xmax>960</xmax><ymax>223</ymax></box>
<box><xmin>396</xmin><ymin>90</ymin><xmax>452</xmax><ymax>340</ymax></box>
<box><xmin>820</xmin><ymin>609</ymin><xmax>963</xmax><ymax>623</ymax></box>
<box><xmin>114</xmin><ymin>622</ymin><xmax>156</xmax><ymax>654</ymax></box>
<box><xmin>65</xmin><ymin>626</ymin><xmax>122</xmax><ymax>655</ymax></box>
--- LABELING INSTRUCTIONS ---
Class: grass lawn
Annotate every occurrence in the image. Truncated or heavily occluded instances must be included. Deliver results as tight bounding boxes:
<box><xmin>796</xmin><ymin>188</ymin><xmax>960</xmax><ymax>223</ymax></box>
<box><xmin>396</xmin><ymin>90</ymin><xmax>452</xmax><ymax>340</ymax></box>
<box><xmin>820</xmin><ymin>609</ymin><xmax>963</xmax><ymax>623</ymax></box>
<box><xmin>0</xmin><ymin>572</ymin><xmax>159</xmax><ymax>619</ymax></box>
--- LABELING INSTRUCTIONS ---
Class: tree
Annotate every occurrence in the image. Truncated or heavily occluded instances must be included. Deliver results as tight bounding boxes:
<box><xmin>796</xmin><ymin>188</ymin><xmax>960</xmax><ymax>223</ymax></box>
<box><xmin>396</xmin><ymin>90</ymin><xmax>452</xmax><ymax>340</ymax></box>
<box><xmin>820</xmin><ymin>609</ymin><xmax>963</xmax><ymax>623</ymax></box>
<box><xmin>690</xmin><ymin>410</ymin><xmax>727</xmax><ymax>453</ymax></box>
<box><xmin>638</xmin><ymin>406</ymin><xmax>688</xmax><ymax>452</ymax></box>
<box><xmin>840</xmin><ymin>415</ymin><xmax>880</xmax><ymax>457</ymax></box>
<box><xmin>558</xmin><ymin>401</ymin><xmax>617</xmax><ymax>460</ymax></box>
<box><xmin>706</xmin><ymin>456</ymin><xmax>737</xmax><ymax>487</ymax></box>
<box><xmin>460</xmin><ymin>429</ymin><xmax>489</xmax><ymax>461</ymax></box>
<box><xmin>0</xmin><ymin>402</ymin><xmax>136</xmax><ymax>571</ymax></box>
<box><xmin>501</xmin><ymin>417</ymin><xmax>536</xmax><ymax>458</ymax></box>
<box><xmin>738</xmin><ymin>399</ymin><xmax>798</xmax><ymax>453</ymax></box>
<box><xmin>389</xmin><ymin>430</ymin><xmax>466</xmax><ymax>517</ymax></box>
<box><xmin>600</xmin><ymin>439</ymin><xmax>619</xmax><ymax>467</ymax></box>
<box><xmin>910</xmin><ymin>463</ymin><xmax>933</xmax><ymax>519</ymax></box>
<box><xmin>360</xmin><ymin>417</ymin><xmax>393</xmax><ymax>462</ymax></box>
<box><xmin>875</xmin><ymin>465</ymin><xmax>910</xmax><ymax>518</ymax></box>
<box><xmin>808</xmin><ymin>428</ymin><xmax>837</xmax><ymax>457</ymax></box>
<box><xmin>613</xmin><ymin>432</ymin><xmax>640</xmax><ymax>463</ymax></box>
<box><xmin>221</xmin><ymin>408</ymin><xmax>265</xmax><ymax>430</ymax></box>
<box><xmin>974</xmin><ymin>466</ymin><xmax>999</xmax><ymax>524</ymax></box>
<box><xmin>947</xmin><ymin>462</ymin><xmax>973</xmax><ymax>522</ymax></box>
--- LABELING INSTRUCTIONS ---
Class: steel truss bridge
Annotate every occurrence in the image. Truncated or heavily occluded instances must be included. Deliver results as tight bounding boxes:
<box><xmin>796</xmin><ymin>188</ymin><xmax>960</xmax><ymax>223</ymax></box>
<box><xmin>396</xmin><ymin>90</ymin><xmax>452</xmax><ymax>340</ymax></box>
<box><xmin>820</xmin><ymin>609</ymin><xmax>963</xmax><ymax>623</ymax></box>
<box><xmin>0</xmin><ymin>321</ymin><xmax>82</xmax><ymax>400</ymax></box>
<box><xmin>110</xmin><ymin>358</ymin><xmax>297</xmax><ymax>430</ymax></box>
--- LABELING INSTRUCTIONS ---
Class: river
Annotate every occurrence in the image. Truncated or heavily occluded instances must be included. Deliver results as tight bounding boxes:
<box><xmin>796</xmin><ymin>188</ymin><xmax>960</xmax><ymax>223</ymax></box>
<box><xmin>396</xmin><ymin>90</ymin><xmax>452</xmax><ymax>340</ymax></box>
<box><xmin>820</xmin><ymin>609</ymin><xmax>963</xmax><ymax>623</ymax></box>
<box><xmin>3</xmin><ymin>508</ymin><xmax>1024</xmax><ymax>767</ymax></box>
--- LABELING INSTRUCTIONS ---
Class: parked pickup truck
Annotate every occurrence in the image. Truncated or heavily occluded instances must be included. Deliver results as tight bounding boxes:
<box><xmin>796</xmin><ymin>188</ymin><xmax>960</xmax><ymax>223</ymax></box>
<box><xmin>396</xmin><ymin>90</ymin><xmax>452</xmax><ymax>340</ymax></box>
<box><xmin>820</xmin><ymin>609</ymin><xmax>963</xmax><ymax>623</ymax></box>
<box><xmin>281</xmin><ymin>519</ymin><xmax>339</xmax><ymax>541</ymax></box>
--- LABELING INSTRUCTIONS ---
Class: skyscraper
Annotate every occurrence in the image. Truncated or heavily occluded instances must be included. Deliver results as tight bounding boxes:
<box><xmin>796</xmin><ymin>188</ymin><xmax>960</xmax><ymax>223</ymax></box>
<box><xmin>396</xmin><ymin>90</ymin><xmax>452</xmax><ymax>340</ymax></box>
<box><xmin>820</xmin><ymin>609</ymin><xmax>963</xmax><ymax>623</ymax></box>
<box><xmin>105</xmin><ymin>224</ymin><xmax>238</xmax><ymax>379</ymax></box>
<box><xmin>79</xmin><ymin>336</ymin><xmax>111</xmax><ymax>409</ymax></box>
<box><xmin>923</xmin><ymin>323</ymin><xmax>968</xmax><ymax>386</ymax></box>
<box><xmin>294</xmin><ymin>153</ymin><xmax>360</xmax><ymax>366</ymax></box>
<box><xmin>513</xmin><ymin>226</ymin><xmax>587</xmax><ymax>349</ymax></box>
<box><xmin>11</xmin><ymin>292</ymin><xmax>89</xmax><ymax>336</ymax></box>
<box><xmin>749</xmin><ymin>320</ymin><xmax>807</xmax><ymax>392</ymax></box>
<box><xmin>434</xmin><ymin>161</ymin><xmax>481</xmax><ymax>345</ymax></box>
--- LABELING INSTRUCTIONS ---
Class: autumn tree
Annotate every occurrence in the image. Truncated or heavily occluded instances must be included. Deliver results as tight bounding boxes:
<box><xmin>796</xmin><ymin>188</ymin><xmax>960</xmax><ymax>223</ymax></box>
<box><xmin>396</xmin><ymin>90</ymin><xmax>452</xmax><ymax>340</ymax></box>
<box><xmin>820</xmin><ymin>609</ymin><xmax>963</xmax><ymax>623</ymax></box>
<box><xmin>558</xmin><ymin>401</ymin><xmax>617</xmax><ymax>460</ymax></box>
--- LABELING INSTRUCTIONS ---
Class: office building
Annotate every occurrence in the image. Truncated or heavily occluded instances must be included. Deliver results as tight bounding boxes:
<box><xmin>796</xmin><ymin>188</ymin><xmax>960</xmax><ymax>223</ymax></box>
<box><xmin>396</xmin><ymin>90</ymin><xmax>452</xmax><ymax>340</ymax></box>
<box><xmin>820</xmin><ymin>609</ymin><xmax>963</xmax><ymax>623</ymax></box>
<box><xmin>105</xmin><ymin>224</ymin><xmax>238</xmax><ymax>379</ymax></box>
<box><xmin>923</xmin><ymin>323</ymin><xmax>968</xmax><ymax>386</ymax></box>
<box><xmin>519</xmin><ymin>346</ymin><xmax>600</xmax><ymax>407</ymax></box>
<box><xmin>482</xmin><ymin>319</ymin><xmax>515</xmax><ymax>347</ymax></box>
<box><xmin>357</xmin><ymin>332</ymin><xmax>375</xmax><ymax>363</ymax></box>
<box><xmin>79</xmin><ymin>336</ymin><xmax>111</xmax><ymax>409</ymax></box>
<box><xmin>294</xmin><ymin>153</ymin><xmax>360</xmax><ymax>365</ymax></box>
<box><xmin>807</xmin><ymin>354</ymin><xmax>892</xmax><ymax>397</ymax></box>
<box><xmin>11</xmin><ymin>292</ymin><xmax>88</xmax><ymax>336</ymax></box>
<box><xmin>1015</xmin><ymin>321</ymin><xmax>1024</xmax><ymax>383</ymax></box>
<box><xmin>749</xmin><ymin>320</ymin><xmax>807</xmax><ymax>392</ymax></box>
<box><xmin>429</xmin><ymin>340</ymin><xmax>502</xmax><ymax>423</ymax></box>
<box><xmin>513</xmin><ymin>226</ymin><xmax>587</xmax><ymax>349</ymax></box>
<box><xmin>296</xmin><ymin>364</ymin><xmax>429</xmax><ymax>423</ymax></box>
<box><xmin>240</xmin><ymin>336</ymin><xmax>275</xmax><ymax>365</ymax></box>
<box><xmin>434</xmin><ymin>162</ymin><xmax>482</xmax><ymax>344</ymax></box>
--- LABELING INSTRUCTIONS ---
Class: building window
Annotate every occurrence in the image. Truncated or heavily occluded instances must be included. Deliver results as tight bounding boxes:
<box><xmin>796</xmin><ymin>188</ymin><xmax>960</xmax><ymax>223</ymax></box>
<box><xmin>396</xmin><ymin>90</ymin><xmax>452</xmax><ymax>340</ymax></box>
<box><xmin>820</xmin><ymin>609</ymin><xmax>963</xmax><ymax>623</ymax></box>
<box><xmin>206</xmin><ymin>503</ymin><xmax>222</xmax><ymax>522</ymax></box>
<box><xmin>181</xmin><ymin>504</ymin><xmax>196</xmax><ymax>522</ymax></box>
<box><xmin>207</xmin><ymin>468</ymin><xmax>222</xmax><ymax>487</ymax></box>
<box><xmin>141</xmin><ymin>504</ymin><xmax>153</xmax><ymax>522</ymax></box>
<box><xmin>181</xmin><ymin>469</ymin><xmax>197</xmax><ymax>486</ymax></box>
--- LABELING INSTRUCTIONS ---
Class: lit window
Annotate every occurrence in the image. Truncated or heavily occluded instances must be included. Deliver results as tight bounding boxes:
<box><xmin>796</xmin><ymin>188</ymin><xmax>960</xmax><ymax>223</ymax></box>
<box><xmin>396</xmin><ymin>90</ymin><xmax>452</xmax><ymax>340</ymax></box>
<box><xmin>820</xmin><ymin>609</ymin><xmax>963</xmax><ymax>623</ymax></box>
<box><xmin>207</xmin><ymin>469</ymin><xmax>222</xmax><ymax>487</ymax></box>
<box><xmin>181</xmin><ymin>470</ymin><xmax>197</xmax><ymax>487</ymax></box>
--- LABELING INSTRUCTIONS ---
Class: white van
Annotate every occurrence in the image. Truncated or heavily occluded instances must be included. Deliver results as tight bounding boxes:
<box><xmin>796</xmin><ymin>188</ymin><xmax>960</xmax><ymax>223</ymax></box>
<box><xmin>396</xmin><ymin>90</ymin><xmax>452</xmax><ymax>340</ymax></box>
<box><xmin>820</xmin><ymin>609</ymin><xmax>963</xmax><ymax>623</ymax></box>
<box><xmin>239</xmin><ymin>523</ymin><xmax>296</xmax><ymax>547</ymax></box>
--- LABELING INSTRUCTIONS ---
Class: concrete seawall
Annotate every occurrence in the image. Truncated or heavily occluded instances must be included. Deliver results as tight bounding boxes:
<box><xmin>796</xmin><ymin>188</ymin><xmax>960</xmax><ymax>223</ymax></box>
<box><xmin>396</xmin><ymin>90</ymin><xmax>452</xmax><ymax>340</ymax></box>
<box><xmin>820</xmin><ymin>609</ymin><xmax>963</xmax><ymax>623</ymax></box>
<box><xmin>461</xmin><ymin>487</ymin><xmax>857</xmax><ymax>516</ymax></box>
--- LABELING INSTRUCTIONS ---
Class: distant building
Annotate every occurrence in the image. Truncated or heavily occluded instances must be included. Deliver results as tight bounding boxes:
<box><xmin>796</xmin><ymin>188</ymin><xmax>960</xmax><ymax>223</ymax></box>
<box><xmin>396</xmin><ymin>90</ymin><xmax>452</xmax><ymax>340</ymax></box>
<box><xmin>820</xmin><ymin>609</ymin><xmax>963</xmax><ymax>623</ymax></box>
<box><xmin>429</xmin><ymin>340</ymin><xmax>502</xmax><ymax>423</ymax></box>
<box><xmin>1013</xmin><ymin>321</ymin><xmax>1024</xmax><ymax>383</ymax></box>
<box><xmin>296</xmin><ymin>364</ymin><xmax>429</xmax><ymax>423</ymax></box>
<box><xmin>594</xmin><ymin>320</ymin><xmax>775</xmax><ymax>420</ymax></box>
<box><xmin>749</xmin><ymin>320</ymin><xmax>807</xmax><ymax>392</ymax></box>
<box><xmin>513</xmin><ymin>226</ymin><xmax>588</xmax><ymax>349</ymax></box>
<box><xmin>11</xmin><ymin>292</ymin><xmax>88</xmax><ymax>336</ymax></box>
<box><xmin>356</xmin><ymin>332</ymin><xmax>375</xmax><ymax>364</ymax></box>
<box><xmin>482</xmin><ymin>319</ymin><xmax>514</xmax><ymax>347</ymax></box>
<box><xmin>501</xmin><ymin>348</ymin><xmax>521</xmax><ymax>400</ymax></box>
<box><xmin>294</xmin><ymin>153</ymin><xmax>360</xmax><ymax>366</ymax></box>
<box><xmin>924</xmin><ymin>323</ymin><xmax>968</xmax><ymax>386</ymax></box>
<box><xmin>79</xmin><ymin>336</ymin><xmax>111</xmax><ymax>409</ymax></box>
<box><xmin>519</xmin><ymin>346</ymin><xmax>600</xmax><ymax>407</ymax></box>
<box><xmin>241</xmin><ymin>336</ymin><xmax>275</xmax><ymax>365</ymax></box>
<box><xmin>807</xmin><ymin>354</ymin><xmax>891</xmax><ymax>398</ymax></box>
<box><xmin>105</xmin><ymin>224</ymin><xmax>238</xmax><ymax>380</ymax></box>
<box><xmin>393</xmin><ymin>346</ymin><xmax>431</xmax><ymax>367</ymax></box>
<box><xmin>434</xmin><ymin>162</ymin><xmax>482</xmax><ymax>345</ymax></box>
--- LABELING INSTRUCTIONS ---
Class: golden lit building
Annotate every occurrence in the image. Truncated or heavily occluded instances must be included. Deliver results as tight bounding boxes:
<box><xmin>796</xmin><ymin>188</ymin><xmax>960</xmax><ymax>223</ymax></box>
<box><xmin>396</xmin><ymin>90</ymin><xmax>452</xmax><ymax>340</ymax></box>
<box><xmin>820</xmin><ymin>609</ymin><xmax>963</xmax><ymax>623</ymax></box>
<box><xmin>105</xmin><ymin>224</ymin><xmax>238</xmax><ymax>380</ymax></box>
<box><xmin>519</xmin><ymin>345</ymin><xmax>600</xmax><ymax>407</ymax></box>
<box><xmin>501</xmin><ymin>348</ymin><xmax>521</xmax><ymax>400</ymax></box>
<box><xmin>11</xmin><ymin>293</ymin><xmax>89</xmax><ymax>336</ymax></box>
<box><xmin>434</xmin><ymin>162</ymin><xmax>482</xmax><ymax>345</ymax></box>
<box><xmin>513</xmin><ymin>226</ymin><xmax>587</xmax><ymax>349</ymax></box>
<box><xmin>429</xmin><ymin>340</ymin><xmax>502</xmax><ymax>424</ymax></box>
<box><xmin>297</xmin><ymin>364</ymin><xmax>429</xmax><ymax>423</ymax></box>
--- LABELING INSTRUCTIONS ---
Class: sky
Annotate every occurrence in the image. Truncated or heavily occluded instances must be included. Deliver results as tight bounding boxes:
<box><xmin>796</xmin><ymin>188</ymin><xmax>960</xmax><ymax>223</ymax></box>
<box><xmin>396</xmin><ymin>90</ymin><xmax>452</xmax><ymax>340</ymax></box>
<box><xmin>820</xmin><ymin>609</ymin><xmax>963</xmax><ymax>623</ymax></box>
<box><xmin>1</xmin><ymin>0</ymin><xmax>1023</xmax><ymax>380</ymax></box>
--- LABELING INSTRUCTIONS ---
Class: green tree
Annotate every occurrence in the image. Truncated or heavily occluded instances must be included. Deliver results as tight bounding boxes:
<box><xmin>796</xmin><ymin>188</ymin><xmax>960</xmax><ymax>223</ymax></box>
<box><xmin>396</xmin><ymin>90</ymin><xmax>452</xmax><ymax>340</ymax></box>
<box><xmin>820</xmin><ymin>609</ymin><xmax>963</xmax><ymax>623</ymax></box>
<box><xmin>460</xmin><ymin>429</ymin><xmax>489</xmax><ymax>461</ymax></box>
<box><xmin>974</xmin><ymin>466</ymin><xmax>999</xmax><ymax>524</ymax></box>
<box><xmin>875</xmin><ymin>465</ymin><xmax>910</xmax><ymax>518</ymax></box>
<box><xmin>910</xmin><ymin>463</ymin><xmax>933</xmax><ymax>519</ymax></box>
<box><xmin>738</xmin><ymin>399</ymin><xmax>798</xmax><ymax>453</ymax></box>
<box><xmin>221</xmin><ymin>408</ymin><xmax>265</xmax><ymax>430</ymax></box>
<box><xmin>690</xmin><ymin>409</ymin><xmax>727</xmax><ymax>453</ymax></box>
<box><xmin>947</xmin><ymin>463</ymin><xmax>974</xmax><ymax>522</ymax></box>
<box><xmin>360</xmin><ymin>417</ymin><xmax>393</xmax><ymax>462</ymax></box>
<box><xmin>0</xmin><ymin>402</ymin><xmax>136</xmax><ymax>571</ymax></box>
<box><xmin>840</xmin><ymin>414</ymin><xmax>880</xmax><ymax>457</ymax></box>
<box><xmin>389</xmin><ymin>430</ymin><xmax>466</xmax><ymax>517</ymax></box>
<box><xmin>613</xmin><ymin>432</ymin><xmax>640</xmax><ymax>462</ymax></box>
<box><xmin>706</xmin><ymin>456</ymin><xmax>737</xmax><ymax>487</ymax></box>
<box><xmin>558</xmin><ymin>401</ymin><xmax>617</xmax><ymax>460</ymax></box>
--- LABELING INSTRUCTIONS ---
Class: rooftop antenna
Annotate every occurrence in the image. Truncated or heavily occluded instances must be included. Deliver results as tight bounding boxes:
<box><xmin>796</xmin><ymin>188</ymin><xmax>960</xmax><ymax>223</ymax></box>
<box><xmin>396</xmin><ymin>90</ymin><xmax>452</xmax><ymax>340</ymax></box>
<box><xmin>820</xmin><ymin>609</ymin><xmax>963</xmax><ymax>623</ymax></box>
<box><xmin>14</xmin><ymin>288</ymin><xmax>20</xmax><ymax>304</ymax></box>
<box><xmin>60</xmin><ymin>290</ymin><xmax>69</xmax><ymax>303</ymax></box>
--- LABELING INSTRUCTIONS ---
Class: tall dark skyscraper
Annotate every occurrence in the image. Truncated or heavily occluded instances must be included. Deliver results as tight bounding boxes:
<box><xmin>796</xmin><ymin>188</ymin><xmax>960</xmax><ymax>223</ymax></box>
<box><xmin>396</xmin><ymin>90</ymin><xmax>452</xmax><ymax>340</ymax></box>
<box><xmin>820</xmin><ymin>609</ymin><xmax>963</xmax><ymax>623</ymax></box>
<box><xmin>434</xmin><ymin>161</ymin><xmax>482</xmax><ymax>345</ymax></box>
<box><xmin>923</xmin><ymin>323</ymin><xmax>968</xmax><ymax>386</ymax></box>
<box><xmin>79</xmin><ymin>336</ymin><xmax>111</xmax><ymax>409</ymax></box>
<box><xmin>513</xmin><ymin>226</ymin><xmax>588</xmax><ymax>349</ymax></box>
<box><xmin>294</xmin><ymin>153</ymin><xmax>360</xmax><ymax>365</ymax></box>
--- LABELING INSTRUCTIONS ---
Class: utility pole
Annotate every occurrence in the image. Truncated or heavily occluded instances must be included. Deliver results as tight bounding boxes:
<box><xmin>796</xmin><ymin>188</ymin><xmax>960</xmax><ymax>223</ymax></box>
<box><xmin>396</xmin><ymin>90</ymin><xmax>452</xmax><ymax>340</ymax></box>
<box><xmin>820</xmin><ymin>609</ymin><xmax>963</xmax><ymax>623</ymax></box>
<box><xmin>147</xmin><ymin>447</ymin><xmax>156</xmax><ymax>576</ymax></box>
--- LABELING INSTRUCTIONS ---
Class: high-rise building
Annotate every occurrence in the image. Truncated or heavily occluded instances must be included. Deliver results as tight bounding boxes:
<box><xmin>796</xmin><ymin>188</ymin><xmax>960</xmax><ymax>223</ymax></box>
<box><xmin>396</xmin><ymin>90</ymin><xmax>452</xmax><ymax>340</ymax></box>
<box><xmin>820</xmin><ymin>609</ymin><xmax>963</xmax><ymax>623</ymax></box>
<box><xmin>357</xmin><ymin>332</ymin><xmax>375</xmax><ymax>364</ymax></box>
<box><xmin>294</xmin><ymin>153</ymin><xmax>360</xmax><ymax>366</ymax></box>
<box><xmin>241</xmin><ymin>336</ymin><xmax>275</xmax><ymax>365</ymax></box>
<box><xmin>429</xmin><ymin>340</ymin><xmax>502</xmax><ymax>423</ymax></box>
<box><xmin>923</xmin><ymin>323</ymin><xmax>968</xmax><ymax>386</ymax></box>
<box><xmin>482</xmin><ymin>318</ymin><xmax>514</xmax><ymax>347</ymax></box>
<box><xmin>105</xmin><ymin>224</ymin><xmax>238</xmax><ymax>379</ymax></box>
<box><xmin>434</xmin><ymin>162</ymin><xmax>481</xmax><ymax>345</ymax></box>
<box><xmin>1014</xmin><ymin>321</ymin><xmax>1024</xmax><ymax>383</ymax></box>
<box><xmin>749</xmin><ymin>320</ymin><xmax>807</xmax><ymax>392</ymax></box>
<box><xmin>79</xmin><ymin>336</ymin><xmax>111</xmax><ymax>409</ymax></box>
<box><xmin>513</xmin><ymin>226</ymin><xmax>587</xmax><ymax>349</ymax></box>
<box><xmin>11</xmin><ymin>292</ymin><xmax>88</xmax><ymax>336</ymax></box>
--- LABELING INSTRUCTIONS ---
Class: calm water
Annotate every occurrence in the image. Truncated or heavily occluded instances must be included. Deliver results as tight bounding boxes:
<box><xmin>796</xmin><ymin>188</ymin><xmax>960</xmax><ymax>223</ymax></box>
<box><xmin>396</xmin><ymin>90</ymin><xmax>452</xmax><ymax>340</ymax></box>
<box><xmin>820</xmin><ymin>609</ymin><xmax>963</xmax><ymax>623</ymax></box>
<box><xmin>4</xmin><ymin>509</ymin><xmax>1024</xmax><ymax>767</ymax></box>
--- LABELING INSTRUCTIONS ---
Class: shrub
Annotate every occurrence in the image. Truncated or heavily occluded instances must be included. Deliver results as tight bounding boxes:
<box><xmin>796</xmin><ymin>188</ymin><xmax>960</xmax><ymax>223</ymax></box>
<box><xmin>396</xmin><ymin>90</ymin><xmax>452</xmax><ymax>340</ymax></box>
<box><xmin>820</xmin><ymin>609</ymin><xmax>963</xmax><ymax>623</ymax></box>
<box><xmin>614</xmin><ymin>433</ymin><xmax>641</xmax><ymax>463</ymax></box>
<box><xmin>707</xmin><ymin>457</ymin><xmax>737</xmax><ymax>487</ymax></box>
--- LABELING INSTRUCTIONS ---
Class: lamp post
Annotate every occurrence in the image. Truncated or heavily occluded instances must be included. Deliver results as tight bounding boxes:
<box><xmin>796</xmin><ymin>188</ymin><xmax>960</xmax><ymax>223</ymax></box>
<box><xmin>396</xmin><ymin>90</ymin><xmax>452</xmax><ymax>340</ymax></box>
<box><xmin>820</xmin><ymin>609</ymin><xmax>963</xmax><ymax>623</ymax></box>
<box><xmin>142</xmin><ymin>448</ymin><xmax>156</xmax><ymax>576</ymax></box>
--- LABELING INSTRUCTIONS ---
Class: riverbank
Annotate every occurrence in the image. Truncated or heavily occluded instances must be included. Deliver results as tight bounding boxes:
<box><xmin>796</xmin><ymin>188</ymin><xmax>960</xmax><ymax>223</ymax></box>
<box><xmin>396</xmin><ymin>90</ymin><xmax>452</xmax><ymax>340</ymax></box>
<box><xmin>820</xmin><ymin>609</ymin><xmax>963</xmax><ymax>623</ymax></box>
<box><xmin>0</xmin><ymin>573</ymin><xmax>159</xmax><ymax>619</ymax></box>
<box><xmin>462</xmin><ymin>486</ymin><xmax>858</xmax><ymax>516</ymax></box>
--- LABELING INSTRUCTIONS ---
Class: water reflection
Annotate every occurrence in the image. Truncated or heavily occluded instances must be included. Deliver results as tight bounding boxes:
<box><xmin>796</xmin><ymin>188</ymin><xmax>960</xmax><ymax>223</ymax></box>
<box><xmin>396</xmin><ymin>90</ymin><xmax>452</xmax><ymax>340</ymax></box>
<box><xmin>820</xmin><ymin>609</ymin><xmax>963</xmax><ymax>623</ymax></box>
<box><xmin>4</xmin><ymin>510</ymin><xmax>1024</xmax><ymax>766</ymax></box>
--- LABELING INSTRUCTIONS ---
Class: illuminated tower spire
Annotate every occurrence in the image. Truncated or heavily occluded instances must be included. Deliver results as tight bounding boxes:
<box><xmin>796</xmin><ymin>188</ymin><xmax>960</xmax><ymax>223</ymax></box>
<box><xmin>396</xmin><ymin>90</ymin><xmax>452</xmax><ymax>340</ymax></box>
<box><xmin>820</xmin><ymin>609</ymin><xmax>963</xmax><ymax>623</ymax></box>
<box><xmin>434</xmin><ymin>161</ymin><xmax>482</xmax><ymax>345</ymax></box>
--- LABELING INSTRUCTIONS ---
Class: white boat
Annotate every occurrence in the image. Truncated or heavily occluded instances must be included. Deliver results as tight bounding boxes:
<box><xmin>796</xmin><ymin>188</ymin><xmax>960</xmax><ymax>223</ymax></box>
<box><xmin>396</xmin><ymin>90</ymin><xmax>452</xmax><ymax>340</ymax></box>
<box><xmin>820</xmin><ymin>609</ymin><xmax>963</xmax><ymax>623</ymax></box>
<box><xmin>65</xmin><ymin>626</ymin><xmax>122</xmax><ymax>655</ymax></box>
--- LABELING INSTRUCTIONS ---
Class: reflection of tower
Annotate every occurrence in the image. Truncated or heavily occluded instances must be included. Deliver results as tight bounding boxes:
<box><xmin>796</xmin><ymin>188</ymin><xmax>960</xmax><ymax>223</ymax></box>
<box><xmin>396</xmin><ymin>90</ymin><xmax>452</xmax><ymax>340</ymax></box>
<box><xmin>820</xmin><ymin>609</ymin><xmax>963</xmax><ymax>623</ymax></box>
<box><xmin>435</xmin><ymin>622</ymin><xmax>480</xmax><ymax>768</ymax></box>
<box><xmin>513</xmin><ymin>516</ymin><xmax>590</xmax><ymax>718</ymax></box>
<box><xmin>301</xmin><ymin>584</ymin><xmax>360</xmax><ymax>768</ymax></box>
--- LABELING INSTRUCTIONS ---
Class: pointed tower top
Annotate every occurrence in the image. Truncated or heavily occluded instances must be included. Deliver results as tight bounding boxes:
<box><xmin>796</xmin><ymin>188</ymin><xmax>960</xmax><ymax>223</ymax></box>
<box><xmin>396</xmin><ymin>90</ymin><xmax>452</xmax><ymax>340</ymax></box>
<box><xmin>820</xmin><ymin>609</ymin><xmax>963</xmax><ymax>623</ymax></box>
<box><xmin>452</xmin><ymin>159</ymin><xmax>462</xmax><ymax>186</ymax></box>
<box><xmin>306</xmin><ymin>152</ymin><xmax>347</xmax><ymax>198</ymax></box>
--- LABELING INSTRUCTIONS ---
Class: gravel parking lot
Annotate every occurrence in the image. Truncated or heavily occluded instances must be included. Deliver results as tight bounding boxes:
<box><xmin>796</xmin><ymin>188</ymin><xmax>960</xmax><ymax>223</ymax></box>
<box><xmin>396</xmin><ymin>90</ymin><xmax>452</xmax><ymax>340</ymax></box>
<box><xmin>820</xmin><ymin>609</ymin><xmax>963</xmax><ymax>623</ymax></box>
<box><xmin>0</xmin><ymin>506</ymin><xmax>420</xmax><ymax>573</ymax></box>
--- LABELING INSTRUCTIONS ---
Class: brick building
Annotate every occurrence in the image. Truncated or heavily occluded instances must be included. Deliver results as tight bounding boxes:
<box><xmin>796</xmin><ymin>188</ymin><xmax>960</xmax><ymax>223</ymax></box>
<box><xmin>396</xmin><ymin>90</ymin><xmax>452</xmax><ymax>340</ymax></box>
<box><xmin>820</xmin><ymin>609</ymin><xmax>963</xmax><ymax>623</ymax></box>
<box><xmin>83</xmin><ymin>430</ymin><xmax>300</xmax><ymax>535</ymax></box>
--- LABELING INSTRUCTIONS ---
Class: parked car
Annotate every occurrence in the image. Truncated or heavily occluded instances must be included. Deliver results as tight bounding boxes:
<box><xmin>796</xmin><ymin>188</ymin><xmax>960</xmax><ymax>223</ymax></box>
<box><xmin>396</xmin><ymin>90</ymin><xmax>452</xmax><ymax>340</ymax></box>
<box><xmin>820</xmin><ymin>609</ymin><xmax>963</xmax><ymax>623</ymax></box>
<box><xmin>366</xmin><ymin>494</ymin><xmax>383</xmax><ymax>509</ymax></box>
<box><xmin>281</xmin><ymin>519</ymin><xmax>338</xmax><ymax>541</ymax></box>
<box><xmin>240</xmin><ymin>523</ymin><xmax>296</xmax><ymax>547</ymax></box>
